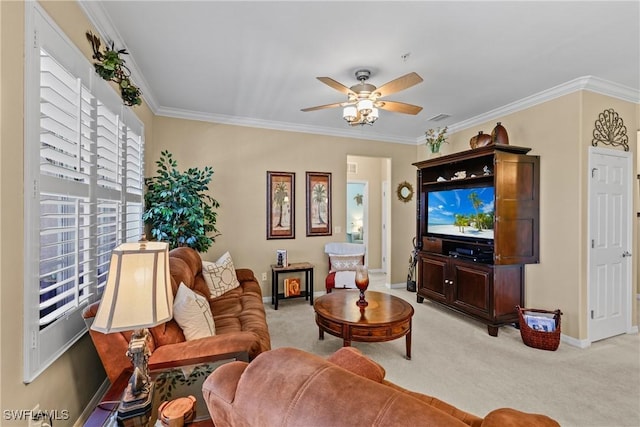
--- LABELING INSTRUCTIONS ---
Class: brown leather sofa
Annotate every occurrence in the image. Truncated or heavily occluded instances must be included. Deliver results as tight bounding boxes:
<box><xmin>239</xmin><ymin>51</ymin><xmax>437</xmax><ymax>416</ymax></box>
<box><xmin>202</xmin><ymin>347</ymin><xmax>560</xmax><ymax>427</ymax></box>
<box><xmin>83</xmin><ymin>247</ymin><xmax>271</xmax><ymax>384</ymax></box>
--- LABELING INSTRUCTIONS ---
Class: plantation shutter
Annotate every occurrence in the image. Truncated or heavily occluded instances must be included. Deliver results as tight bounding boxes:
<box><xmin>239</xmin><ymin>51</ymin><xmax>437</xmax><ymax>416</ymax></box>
<box><xmin>38</xmin><ymin>49</ymin><xmax>95</xmax><ymax>324</ymax></box>
<box><xmin>24</xmin><ymin>4</ymin><xmax>144</xmax><ymax>382</ymax></box>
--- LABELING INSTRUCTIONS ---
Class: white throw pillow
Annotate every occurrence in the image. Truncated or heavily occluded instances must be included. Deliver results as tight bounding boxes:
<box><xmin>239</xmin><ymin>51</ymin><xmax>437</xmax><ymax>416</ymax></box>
<box><xmin>173</xmin><ymin>283</ymin><xmax>216</xmax><ymax>340</ymax></box>
<box><xmin>329</xmin><ymin>254</ymin><xmax>363</xmax><ymax>272</ymax></box>
<box><xmin>202</xmin><ymin>251</ymin><xmax>241</xmax><ymax>298</ymax></box>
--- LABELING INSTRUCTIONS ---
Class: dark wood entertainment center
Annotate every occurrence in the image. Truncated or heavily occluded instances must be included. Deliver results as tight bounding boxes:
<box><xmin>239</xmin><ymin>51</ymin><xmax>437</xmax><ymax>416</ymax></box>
<box><xmin>413</xmin><ymin>144</ymin><xmax>539</xmax><ymax>336</ymax></box>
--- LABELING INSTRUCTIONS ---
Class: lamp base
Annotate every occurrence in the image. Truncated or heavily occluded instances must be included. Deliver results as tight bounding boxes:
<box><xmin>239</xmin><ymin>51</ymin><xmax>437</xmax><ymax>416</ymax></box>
<box><xmin>117</xmin><ymin>381</ymin><xmax>154</xmax><ymax>427</ymax></box>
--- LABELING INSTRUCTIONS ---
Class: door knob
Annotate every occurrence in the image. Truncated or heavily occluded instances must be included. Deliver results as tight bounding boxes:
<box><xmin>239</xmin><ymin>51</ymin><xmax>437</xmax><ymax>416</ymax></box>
<box><xmin>622</xmin><ymin>251</ymin><xmax>632</xmax><ymax>258</ymax></box>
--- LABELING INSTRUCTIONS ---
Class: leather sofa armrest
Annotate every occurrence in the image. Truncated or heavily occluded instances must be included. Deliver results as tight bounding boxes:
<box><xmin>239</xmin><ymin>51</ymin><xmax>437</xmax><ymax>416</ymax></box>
<box><xmin>149</xmin><ymin>331</ymin><xmax>260</xmax><ymax>368</ymax></box>
<box><xmin>202</xmin><ymin>361</ymin><xmax>250</xmax><ymax>427</ymax></box>
<box><xmin>481</xmin><ymin>408</ymin><xmax>560</xmax><ymax>427</ymax></box>
<box><xmin>235</xmin><ymin>268</ymin><xmax>257</xmax><ymax>283</ymax></box>
<box><xmin>149</xmin><ymin>331</ymin><xmax>259</xmax><ymax>368</ymax></box>
<box><xmin>202</xmin><ymin>361</ymin><xmax>248</xmax><ymax>404</ymax></box>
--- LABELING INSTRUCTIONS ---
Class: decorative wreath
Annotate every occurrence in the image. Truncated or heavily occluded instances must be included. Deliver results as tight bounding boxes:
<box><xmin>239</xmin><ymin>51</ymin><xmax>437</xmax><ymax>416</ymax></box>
<box><xmin>592</xmin><ymin>108</ymin><xmax>628</xmax><ymax>151</ymax></box>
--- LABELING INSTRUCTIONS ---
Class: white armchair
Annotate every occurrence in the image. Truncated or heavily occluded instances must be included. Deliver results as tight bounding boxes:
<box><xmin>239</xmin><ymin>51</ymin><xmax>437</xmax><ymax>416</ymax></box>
<box><xmin>324</xmin><ymin>243</ymin><xmax>366</xmax><ymax>293</ymax></box>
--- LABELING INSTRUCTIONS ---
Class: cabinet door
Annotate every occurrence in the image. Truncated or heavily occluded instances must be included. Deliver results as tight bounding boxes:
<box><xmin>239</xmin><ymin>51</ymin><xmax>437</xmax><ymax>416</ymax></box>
<box><xmin>494</xmin><ymin>151</ymin><xmax>540</xmax><ymax>264</ymax></box>
<box><xmin>418</xmin><ymin>253</ymin><xmax>447</xmax><ymax>303</ymax></box>
<box><xmin>450</xmin><ymin>260</ymin><xmax>492</xmax><ymax>319</ymax></box>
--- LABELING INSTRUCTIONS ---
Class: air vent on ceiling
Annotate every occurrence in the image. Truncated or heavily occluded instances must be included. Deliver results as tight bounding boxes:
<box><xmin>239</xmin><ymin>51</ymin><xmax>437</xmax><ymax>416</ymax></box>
<box><xmin>347</xmin><ymin>162</ymin><xmax>358</xmax><ymax>174</ymax></box>
<box><xmin>427</xmin><ymin>113</ymin><xmax>450</xmax><ymax>122</ymax></box>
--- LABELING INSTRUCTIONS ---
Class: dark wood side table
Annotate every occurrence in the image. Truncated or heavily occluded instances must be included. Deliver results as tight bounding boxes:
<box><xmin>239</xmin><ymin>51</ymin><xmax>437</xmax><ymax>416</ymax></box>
<box><xmin>314</xmin><ymin>290</ymin><xmax>414</xmax><ymax>359</ymax></box>
<box><xmin>271</xmin><ymin>262</ymin><xmax>314</xmax><ymax>310</ymax></box>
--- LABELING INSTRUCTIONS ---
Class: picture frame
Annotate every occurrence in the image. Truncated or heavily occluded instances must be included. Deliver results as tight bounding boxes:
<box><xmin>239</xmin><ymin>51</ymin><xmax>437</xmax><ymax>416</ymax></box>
<box><xmin>276</xmin><ymin>249</ymin><xmax>288</xmax><ymax>267</ymax></box>
<box><xmin>267</xmin><ymin>171</ymin><xmax>295</xmax><ymax>240</ymax></box>
<box><xmin>306</xmin><ymin>171</ymin><xmax>332</xmax><ymax>236</ymax></box>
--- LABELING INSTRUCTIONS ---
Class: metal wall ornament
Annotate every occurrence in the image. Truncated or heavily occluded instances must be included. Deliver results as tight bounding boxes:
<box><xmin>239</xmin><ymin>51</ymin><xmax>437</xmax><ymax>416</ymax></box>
<box><xmin>592</xmin><ymin>108</ymin><xmax>629</xmax><ymax>151</ymax></box>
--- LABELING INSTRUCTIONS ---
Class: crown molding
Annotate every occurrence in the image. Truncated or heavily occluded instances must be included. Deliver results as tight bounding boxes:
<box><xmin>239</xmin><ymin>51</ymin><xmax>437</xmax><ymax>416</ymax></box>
<box><xmin>155</xmin><ymin>106</ymin><xmax>417</xmax><ymax>145</ymax></box>
<box><xmin>76</xmin><ymin>1</ymin><xmax>640</xmax><ymax>146</ymax></box>
<box><xmin>79</xmin><ymin>1</ymin><xmax>159</xmax><ymax>113</ymax></box>
<box><xmin>436</xmin><ymin>76</ymin><xmax>640</xmax><ymax>141</ymax></box>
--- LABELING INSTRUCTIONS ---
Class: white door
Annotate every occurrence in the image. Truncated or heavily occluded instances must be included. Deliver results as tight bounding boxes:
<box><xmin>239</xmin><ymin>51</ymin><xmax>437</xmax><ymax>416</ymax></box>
<box><xmin>588</xmin><ymin>147</ymin><xmax>632</xmax><ymax>342</ymax></box>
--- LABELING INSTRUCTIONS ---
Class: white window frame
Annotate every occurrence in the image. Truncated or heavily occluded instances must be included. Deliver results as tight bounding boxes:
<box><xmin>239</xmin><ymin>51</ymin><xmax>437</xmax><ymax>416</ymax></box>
<box><xmin>23</xmin><ymin>3</ymin><xmax>144</xmax><ymax>382</ymax></box>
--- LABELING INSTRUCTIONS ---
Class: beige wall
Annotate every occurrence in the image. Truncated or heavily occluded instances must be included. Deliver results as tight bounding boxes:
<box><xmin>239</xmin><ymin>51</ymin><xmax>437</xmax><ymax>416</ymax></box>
<box><xmin>434</xmin><ymin>92</ymin><xmax>638</xmax><ymax>340</ymax></box>
<box><xmin>147</xmin><ymin>117</ymin><xmax>417</xmax><ymax>293</ymax></box>
<box><xmin>0</xmin><ymin>0</ymin><xmax>5</xmax><ymax>416</ymax></box>
<box><xmin>1</xmin><ymin>0</ymin><xmax>638</xmax><ymax>423</ymax></box>
<box><xmin>0</xmin><ymin>2</ymin><xmax>154</xmax><ymax>425</ymax></box>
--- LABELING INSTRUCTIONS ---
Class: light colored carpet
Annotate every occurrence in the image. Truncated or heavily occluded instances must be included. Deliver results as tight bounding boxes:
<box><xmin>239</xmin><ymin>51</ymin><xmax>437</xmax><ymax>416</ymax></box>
<box><xmin>266</xmin><ymin>273</ymin><xmax>640</xmax><ymax>427</ymax></box>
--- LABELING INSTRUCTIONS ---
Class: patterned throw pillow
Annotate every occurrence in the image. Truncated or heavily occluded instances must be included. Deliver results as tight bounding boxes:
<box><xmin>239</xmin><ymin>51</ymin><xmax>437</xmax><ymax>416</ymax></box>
<box><xmin>202</xmin><ymin>251</ymin><xmax>241</xmax><ymax>298</ymax></box>
<box><xmin>173</xmin><ymin>283</ymin><xmax>216</xmax><ymax>340</ymax></box>
<box><xmin>329</xmin><ymin>254</ymin><xmax>363</xmax><ymax>272</ymax></box>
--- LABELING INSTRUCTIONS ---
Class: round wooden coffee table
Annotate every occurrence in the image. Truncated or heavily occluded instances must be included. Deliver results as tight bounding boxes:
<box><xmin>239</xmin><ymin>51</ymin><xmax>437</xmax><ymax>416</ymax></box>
<box><xmin>314</xmin><ymin>290</ymin><xmax>414</xmax><ymax>359</ymax></box>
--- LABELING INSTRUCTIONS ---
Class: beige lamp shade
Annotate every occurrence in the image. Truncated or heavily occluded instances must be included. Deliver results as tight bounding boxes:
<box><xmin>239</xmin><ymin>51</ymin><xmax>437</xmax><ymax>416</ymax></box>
<box><xmin>91</xmin><ymin>241</ymin><xmax>173</xmax><ymax>333</ymax></box>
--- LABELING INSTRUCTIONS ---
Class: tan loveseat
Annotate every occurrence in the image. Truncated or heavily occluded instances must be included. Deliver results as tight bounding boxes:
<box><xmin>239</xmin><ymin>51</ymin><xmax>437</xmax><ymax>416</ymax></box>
<box><xmin>202</xmin><ymin>347</ymin><xmax>560</xmax><ymax>427</ymax></box>
<box><xmin>83</xmin><ymin>247</ymin><xmax>271</xmax><ymax>384</ymax></box>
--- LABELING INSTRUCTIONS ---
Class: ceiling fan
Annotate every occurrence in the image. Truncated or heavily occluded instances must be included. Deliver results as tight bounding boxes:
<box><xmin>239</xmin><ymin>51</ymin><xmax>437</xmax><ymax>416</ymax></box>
<box><xmin>301</xmin><ymin>69</ymin><xmax>423</xmax><ymax>126</ymax></box>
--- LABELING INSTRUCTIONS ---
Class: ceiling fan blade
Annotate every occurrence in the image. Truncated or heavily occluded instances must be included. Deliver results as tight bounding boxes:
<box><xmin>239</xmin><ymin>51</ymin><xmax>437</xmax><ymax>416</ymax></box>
<box><xmin>317</xmin><ymin>77</ymin><xmax>357</xmax><ymax>96</ymax></box>
<box><xmin>301</xmin><ymin>101</ymin><xmax>348</xmax><ymax>112</ymax></box>
<box><xmin>378</xmin><ymin>101</ymin><xmax>423</xmax><ymax>115</ymax></box>
<box><xmin>374</xmin><ymin>72</ymin><xmax>423</xmax><ymax>98</ymax></box>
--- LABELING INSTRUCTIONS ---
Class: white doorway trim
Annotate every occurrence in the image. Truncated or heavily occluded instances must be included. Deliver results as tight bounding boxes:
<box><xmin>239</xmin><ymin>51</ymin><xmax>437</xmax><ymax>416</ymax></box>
<box><xmin>381</xmin><ymin>180</ymin><xmax>388</xmax><ymax>274</ymax></box>
<box><xmin>347</xmin><ymin>180</ymin><xmax>368</xmax><ymax>264</ymax></box>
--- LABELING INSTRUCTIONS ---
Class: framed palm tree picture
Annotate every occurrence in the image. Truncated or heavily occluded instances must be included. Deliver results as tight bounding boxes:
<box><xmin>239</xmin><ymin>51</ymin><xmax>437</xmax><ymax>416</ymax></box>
<box><xmin>306</xmin><ymin>171</ymin><xmax>332</xmax><ymax>236</ymax></box>
<box><xmin>267</xmin><ymin>171</ymin><xmax>295</xmax><ymax>239</ymax></box>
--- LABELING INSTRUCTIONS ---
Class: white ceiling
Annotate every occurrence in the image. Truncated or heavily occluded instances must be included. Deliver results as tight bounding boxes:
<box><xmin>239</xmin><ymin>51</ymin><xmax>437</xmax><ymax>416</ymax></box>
<box><xmin>82</xmin><ymin>1</ymin><xmax>640</xmax><ymax>145</ymax></box>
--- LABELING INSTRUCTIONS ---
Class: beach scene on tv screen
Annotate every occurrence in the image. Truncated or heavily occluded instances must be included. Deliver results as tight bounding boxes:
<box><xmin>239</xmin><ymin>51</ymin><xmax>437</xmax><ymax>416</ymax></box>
<box><xmin>427</xmin><ymin>187</ymin><xmax>495</xmax><ymax>240</ymax></box>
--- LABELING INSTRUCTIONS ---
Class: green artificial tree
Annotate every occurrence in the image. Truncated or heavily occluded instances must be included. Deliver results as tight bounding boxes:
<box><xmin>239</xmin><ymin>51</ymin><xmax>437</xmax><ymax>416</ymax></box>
<box><xmin>143</xmin><ymin>150</ymin><xmax>220</xmax><ymax>251</ymax></box>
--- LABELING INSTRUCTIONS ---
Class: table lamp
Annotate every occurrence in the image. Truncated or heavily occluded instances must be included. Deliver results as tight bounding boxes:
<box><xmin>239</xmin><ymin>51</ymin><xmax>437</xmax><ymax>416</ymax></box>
<box><xmin>91</xmin><ymin>240</ymin><xmax>173</xmax><ymax>424</ymax></box>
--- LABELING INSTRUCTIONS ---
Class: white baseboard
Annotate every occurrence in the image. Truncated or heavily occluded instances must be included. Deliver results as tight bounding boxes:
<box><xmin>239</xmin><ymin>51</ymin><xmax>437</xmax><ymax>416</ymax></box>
<box><xmin>73</xmin><ymin>378</ymin><xmax>111</xmax><ymax>426</ymax></box>
<box><xmin>386</xmin><ymin>282</ymin><xmax>406</xmax><ymax>289</ymax></box>
<box><xmin>561</xmin><ymin>333</ymin><xmax>591</xmax><ymax>348</ymax></box>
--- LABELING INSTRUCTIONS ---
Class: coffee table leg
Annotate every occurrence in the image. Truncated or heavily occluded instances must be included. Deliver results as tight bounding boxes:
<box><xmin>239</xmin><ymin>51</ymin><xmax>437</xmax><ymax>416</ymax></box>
<box><xmin>406</xmin><ymin>326</ymin><xmax>412</xmax><ymax>360</ymax></box>
<box><xmin>318</xmin><ymin>328</ymin><xmax>324</xmax><ymax>340</ymax></box>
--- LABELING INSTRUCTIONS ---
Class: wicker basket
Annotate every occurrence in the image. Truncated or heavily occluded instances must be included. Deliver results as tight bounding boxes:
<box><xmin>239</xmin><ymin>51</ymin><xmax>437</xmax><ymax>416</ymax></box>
<box><xmin>516</xmin><ymin>306</ymin><xmax>562</xmax><ymax>351</ymax></box>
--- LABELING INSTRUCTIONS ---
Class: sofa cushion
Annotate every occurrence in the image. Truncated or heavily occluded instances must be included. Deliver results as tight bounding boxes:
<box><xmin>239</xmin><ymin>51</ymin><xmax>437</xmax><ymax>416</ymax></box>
<box><xmin>169</xmin><ymin>247</ymin><xmax>210</xmax><ymax>298</ymax></box>
<box><xmin>173</xmin><ymin>283</ymin><xmax>216</xmax><ymax>340</ymax></box>
<box><xmin>203</xmin><ymin>252</ymin><xmax>241</xmax><ymax>298</ymax></box>
<box><xmin>329</xmin><ymin>254</ymin><xmax>363</xmax><ymax>271</ymax></box>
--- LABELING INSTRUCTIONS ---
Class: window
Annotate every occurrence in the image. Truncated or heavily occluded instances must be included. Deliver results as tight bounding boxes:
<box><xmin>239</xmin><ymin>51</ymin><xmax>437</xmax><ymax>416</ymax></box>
<box><xmin>24</xmin><ymin>4</ymin><xmax>144</xmax><ymax>382</ymax></box>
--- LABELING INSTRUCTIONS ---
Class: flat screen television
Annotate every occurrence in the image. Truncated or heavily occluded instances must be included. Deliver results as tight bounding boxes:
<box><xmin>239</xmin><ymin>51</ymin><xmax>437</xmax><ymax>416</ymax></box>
<box><xmin>427</xmin><ymin>185</ymin><xmax>495</xmax><ymax>242</ymax></box>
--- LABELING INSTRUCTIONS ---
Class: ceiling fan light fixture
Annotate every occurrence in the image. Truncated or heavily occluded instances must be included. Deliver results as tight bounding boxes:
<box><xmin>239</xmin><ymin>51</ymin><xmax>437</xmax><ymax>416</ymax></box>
<box><xmin>357</xmin><ymin>99</ymin><xmax>373</xmax><ymax>116</ymax></box>
<box><xmin>367</xmin><ymin>107</ymin><xmax>379</xmax><ymax>123</ymax></box>
<box><xmin>343</xmin><ymin>105</ymin><xmax>357</xmax><ymax>122</ymax></box>
<box><xmin>302</xmin><ymin>70</ymin><xmax>423</xmax><ymax>127</ymax></box>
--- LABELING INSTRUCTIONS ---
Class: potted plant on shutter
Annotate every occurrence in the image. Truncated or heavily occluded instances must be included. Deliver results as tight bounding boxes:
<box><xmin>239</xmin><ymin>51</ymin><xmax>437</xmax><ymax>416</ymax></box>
<box><xmin>143</xmin><ymin>150</ymin><xmax>220</xmax><ymax>252</ymax></box>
